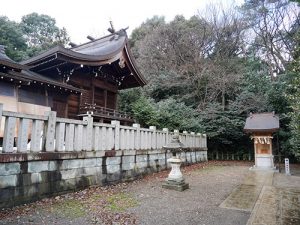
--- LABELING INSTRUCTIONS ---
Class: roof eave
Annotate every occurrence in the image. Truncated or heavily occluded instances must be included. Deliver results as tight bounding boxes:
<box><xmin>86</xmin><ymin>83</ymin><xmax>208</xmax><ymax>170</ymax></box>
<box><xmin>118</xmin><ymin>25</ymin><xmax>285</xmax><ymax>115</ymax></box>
<box><xmin>244</xmin><ymin>128</ymin><xmax>279</xmax><ymax>133</ymax></box>
<box><xmin>6</xmin><ymin>70</ymin><xmax>81</xmax><ymax>93</ymax></box>
<box><xmin>0</xmin><ymin>59</ymin><xmax>28</xmax><ymax>71</ymax></box>
<box><xmin>123</xmin><ymin>43</ymin><xmax>147</xmax><ymax>87</ymax></box>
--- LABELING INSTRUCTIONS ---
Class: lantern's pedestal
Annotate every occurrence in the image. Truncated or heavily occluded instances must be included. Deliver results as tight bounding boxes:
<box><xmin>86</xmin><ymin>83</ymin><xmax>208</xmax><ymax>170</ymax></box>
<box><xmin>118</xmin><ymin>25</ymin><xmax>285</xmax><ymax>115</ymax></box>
<box><xmin>162</xmin><ymin>157</ymin><xmax>189</xmax><ymax>191</ymax></box>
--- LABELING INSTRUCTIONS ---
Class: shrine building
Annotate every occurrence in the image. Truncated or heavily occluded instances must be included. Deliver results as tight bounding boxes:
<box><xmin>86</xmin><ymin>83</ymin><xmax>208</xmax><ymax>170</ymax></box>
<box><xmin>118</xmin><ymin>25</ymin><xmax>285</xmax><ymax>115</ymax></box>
<box><xmin>244</xmin><ymin>112</ymin><xmax>279</xmax><ymax>170</ymax></box>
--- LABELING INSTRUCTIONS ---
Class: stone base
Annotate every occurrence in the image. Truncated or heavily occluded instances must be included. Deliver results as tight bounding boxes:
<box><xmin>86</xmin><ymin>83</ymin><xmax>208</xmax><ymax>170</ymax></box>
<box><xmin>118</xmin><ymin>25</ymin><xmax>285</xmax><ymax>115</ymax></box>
<box><xmin>249</xmin><ymin>165</ymin><xmax>278</xmax><ymax>172</ymax></box>
<box><xmin>162</xmin><ymin>180</ymin><xmax>189</xmax><ymax>191</ymax></box>
<box><xmin>256</xmin><ymin>155</ymin><xmax>274</xmax><ymax>168</ymax></box>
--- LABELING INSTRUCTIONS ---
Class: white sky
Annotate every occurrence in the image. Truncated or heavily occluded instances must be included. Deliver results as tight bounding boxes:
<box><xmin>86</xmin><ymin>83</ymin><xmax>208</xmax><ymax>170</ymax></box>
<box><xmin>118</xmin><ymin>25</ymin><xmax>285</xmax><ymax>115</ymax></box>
<box><xmin>1</xmin><ymin>0</ymin><xmax>243</xmax><ymax>44</ymax></box>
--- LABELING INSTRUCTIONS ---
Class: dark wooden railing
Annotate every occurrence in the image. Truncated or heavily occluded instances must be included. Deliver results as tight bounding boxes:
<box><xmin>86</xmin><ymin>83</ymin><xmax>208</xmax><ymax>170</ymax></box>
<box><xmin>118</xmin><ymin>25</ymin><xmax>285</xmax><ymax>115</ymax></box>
<box><xmin>79</xmin><ymin>103</ymin><xmax>134</xmax><ymax>122</ymax></box>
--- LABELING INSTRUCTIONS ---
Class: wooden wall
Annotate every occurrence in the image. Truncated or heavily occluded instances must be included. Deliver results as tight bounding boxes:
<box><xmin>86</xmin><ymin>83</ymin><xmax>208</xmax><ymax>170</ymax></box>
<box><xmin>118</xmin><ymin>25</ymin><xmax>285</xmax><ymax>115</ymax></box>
<box><xmin>69</xmin><ymin>72</ymin><xmax>118</xmax><ymax>111</ymax></box>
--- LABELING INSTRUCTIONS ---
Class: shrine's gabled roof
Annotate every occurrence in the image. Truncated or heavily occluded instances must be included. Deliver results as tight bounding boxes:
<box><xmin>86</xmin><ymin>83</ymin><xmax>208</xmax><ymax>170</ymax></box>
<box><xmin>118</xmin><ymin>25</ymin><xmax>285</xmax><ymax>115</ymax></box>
<box><xmin>21</xmin><ymin>29</ymin><xmax>147</xmax><ymax>89</ymax></box>
<box><xmin>244</xmin><ymin>112</ymin><xmax>280</xmax><ymax>133</ymax></box>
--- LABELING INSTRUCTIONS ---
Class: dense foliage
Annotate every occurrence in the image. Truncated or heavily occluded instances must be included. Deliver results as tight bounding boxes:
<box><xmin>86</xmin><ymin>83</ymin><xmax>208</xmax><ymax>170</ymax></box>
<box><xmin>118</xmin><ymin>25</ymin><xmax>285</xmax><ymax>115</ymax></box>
<box><xmin>119</xmin><ymin>0</ymin><xmax>300</xmax><ymax>158</ymax></box>
<box><xmin>0</xmin><ymin>13</ymin><xmax>69</xmax><ymax>61</ymax></box>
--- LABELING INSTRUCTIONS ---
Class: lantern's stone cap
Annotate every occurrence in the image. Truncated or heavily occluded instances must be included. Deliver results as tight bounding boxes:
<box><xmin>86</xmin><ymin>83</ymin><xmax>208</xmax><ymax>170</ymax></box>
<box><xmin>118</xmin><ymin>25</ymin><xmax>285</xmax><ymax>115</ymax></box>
<box><xmin>163</xmin><ymin>133</ymin><xmax>185</xmax><ymax>151</ymax></box>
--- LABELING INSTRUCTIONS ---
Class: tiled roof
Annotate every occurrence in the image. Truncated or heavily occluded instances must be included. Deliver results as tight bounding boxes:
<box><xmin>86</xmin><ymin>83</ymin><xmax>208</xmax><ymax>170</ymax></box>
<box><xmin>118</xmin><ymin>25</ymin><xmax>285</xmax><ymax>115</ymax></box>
<box><xmin>244</xmin><ymin>112</ymin><xmax>279</xmax><ymax>133</ymax></box>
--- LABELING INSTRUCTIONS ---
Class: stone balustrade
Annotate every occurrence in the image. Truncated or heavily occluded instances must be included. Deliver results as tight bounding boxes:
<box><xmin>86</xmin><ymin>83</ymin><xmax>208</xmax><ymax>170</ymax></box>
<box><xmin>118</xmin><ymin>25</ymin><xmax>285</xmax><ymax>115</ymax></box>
<box><xmin>0</xmin><ymin>103</ymin><xmax>207</xmax><ymax>208</ymax></box>
<box><xmin>0</xmin><ymin>104</ymin><xmax>206</xmax><ymax>153</ymax></box>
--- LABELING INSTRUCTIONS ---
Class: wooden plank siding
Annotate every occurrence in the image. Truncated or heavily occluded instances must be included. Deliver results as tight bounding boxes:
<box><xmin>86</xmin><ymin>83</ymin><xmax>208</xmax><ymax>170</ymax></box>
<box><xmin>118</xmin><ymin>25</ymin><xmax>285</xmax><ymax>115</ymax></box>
<box><xmin>67</xmin><ymin>93</ymin><xmax>80</xmax><ymax>119</ymax></box>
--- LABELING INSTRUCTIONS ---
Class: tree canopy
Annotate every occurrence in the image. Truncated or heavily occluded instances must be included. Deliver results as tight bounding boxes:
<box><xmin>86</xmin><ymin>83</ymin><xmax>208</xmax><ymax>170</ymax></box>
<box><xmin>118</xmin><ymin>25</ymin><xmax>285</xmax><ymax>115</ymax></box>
<box><xmin>119</xmin><ymin>0</ymin><xmax>300</xmax><ymax>159</ymax></box>
<box><xmin>0</xmin><ymin>13</ymin><xmax>69</xmax><ymax>61</ymax></box>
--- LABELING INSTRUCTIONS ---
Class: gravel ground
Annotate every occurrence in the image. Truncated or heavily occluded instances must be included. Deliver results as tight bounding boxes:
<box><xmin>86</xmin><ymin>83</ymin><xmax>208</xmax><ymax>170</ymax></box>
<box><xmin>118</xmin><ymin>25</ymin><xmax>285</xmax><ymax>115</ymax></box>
<box><xmin>128</xmin><ymin>163</ymin><xmax>251</xmax><ymax>225</ymax></box>
<box><xmin>0</xmin><ymin>161</ymin><xmax>252</xmax><ymax>225</ymax></box>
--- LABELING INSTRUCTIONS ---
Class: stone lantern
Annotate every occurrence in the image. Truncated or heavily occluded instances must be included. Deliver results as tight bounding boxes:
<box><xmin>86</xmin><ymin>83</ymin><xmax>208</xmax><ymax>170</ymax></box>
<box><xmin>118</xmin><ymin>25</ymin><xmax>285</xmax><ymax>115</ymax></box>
<box><xmin>162</xmin><ymin>131</ymin><xmax>189</xmax><ymax>191</ymax></box>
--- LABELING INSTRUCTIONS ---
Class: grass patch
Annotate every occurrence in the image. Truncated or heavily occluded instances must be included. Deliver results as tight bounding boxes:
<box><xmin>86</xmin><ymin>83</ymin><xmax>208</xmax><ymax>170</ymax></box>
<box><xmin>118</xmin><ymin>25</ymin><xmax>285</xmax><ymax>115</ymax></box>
<box><xmin>51</xmin><ymin>199</ymin><xmax>86</xmax><ymax>218</ymax></box>
<box><xmin>106</xmin><ymin>193</ymin><xmax>138</xmax><ymax>212</ymax></box>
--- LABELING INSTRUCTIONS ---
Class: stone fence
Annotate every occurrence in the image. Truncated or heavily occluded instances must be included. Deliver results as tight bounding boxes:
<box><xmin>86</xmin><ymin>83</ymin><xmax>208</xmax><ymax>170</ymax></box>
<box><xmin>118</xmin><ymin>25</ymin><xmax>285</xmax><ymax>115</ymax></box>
<box><xmin>0</xmin><ymin>103</ymin><xmax>207</xmax><ymax>208</ymax></box>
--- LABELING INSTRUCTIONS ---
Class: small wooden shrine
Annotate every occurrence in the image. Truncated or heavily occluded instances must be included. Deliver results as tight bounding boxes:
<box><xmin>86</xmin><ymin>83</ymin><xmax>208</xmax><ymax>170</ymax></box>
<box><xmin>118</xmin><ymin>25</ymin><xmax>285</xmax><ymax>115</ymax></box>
<box><xmin>244</xmin><ymin>112</ymin><xmax>279</xmax><ymax>170</ymax></box>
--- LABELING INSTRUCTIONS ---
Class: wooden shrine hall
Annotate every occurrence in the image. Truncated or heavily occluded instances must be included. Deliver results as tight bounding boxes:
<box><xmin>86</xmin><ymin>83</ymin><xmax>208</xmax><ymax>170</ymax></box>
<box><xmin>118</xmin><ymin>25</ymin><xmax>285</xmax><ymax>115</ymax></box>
<box><xmin>0</xmin><ymin>28</ymin><xmax>146</xmax><ymax>125</ymax></box>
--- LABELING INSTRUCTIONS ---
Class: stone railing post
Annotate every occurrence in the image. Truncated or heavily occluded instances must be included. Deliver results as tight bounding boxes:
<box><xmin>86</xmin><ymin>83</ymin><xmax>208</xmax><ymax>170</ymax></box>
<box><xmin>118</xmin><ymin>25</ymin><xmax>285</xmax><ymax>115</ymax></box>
<box><xmin>197</xmin><ymin>133</ymin><xmax>201</xmax><ymax>148</ymax></box>
<box><xmin>149</xmin><ymin>126</ymin><xmax>156</xmax><ymax>149</ymax></box>
<box><xmin>45</xmin><ymin>111</ymin><xmax>57</xmax><ymax>152</ymax></box>
<box><xmin>17</xmin><ymin>118</ymin><xmax>30</xmax><ymax>152</ymax></box>
<box><xmin>190</xmin><ymin>132</ymin><xmax>195</xmax><ymax>147</ymax></box>
<box><xmin>111</xmin><ymin>120</ymin><xmax>120</xmax><ymax>150</ymax></box>
<box><xmin>182</xmin><ymin>131</ymin><xmax>187</xmax><ymax>146</ymax></box>
<box><xmin>133</xmin><ymin>123</ymin><xmax>140</xmax><ymax>150</ymax></box>
<box><xmin>55</xmin><ymin>122</ymin><xmax>65</xmax><ymax>152</ymax></box>
<box><xmin>2</xmin><ymin>116</ymin><xmax>16</xmax><ymax>153</ymax></box>
<box><xmin>162</xmin><ymin>128</ymin><xmax>169</xmax><ymax>146</ymax></box>
<box><xmin>203</xmin><ymin>134</ymin><xmax>207</xmax><ymax>148</ymax></box>
<box><xmin>83</xmin><ymin>114</ymin><xmax>93</xmax><ymax>151</ymax></box>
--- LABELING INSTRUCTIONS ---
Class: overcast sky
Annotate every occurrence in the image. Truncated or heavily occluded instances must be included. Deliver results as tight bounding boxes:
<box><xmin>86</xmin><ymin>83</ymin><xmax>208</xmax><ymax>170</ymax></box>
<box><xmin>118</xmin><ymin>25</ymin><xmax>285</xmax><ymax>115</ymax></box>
<box><xmin>2</xmin><ymin>0</ymin><xmax>243</xmax><ymax>44</ymax></box>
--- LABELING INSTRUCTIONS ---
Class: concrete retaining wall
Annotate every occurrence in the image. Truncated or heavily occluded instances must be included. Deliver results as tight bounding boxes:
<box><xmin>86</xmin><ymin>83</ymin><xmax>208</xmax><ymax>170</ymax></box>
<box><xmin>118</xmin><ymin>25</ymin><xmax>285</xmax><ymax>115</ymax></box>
<box><xmin>0</xmin><ymin>148</ymin><xmax>207</xmax><ymax>208</ymax></box>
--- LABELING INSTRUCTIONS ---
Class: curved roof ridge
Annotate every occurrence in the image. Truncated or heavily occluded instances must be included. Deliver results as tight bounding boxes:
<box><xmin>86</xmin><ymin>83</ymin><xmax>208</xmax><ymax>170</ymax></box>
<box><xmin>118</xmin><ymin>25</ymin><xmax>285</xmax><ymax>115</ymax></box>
<box><xmin>20</xmin><ymin>29</ymin><xmax>147</xmax><ymax>89</ymax></box>
<box><xmin>0</xmin><ymin>45</ymin><xmax>27</xmax><ymax>70</ymax></box>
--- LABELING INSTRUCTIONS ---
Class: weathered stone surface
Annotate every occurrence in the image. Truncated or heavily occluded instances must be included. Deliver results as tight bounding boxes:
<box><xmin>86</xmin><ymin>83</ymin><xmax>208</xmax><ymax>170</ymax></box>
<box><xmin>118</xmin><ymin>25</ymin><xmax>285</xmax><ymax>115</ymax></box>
<box><xmin>0</xmin><ymin>163</ymin><xmax>20</xmax><ymax>175</ymax></box>
<box><xmin>0</xmin><ymin>175</ymin><xmax>17</xmax><ymax>188</ymax></box>
<box><xmin>107</xmin><ymin>164</ymin><xmax>120</xmax><ymax>174</ymax></box>
<box><xmin>136</xmin><ymin>155</ymin><xmax>147</xmax><ymax>162</ymax></box>
<box><xmin>106</xmin><ymin>172</ymin><xmax>121</xmax><ymax>183</ymax></box>
<box><xmin>149</xmin><ymin>156</ymin><xmax>158</xmax><ymax>167</ymax></box>
<box><xmin>31</xmin><ymin>173</ymin><xmax>42</xmax><ymax>184</ymax></box>
<box><xmin>191</xmin><ymin>153</ymin><xmax>196</xmax><ymax>163</ymax></box>
<box><xmin>61</xmin><ymin>159</ymin><xmax>83</xmax><ymax>169</ymax></box>
<box><xmin>158</xmin><ymin>159</ymin><xmax>166</xmax><ymax>166</ymax></box>
<box><xmin>83</xmin><ymin>158</ymin><xmax>97</xmax><ymax>168</ymax></box>
<box><xmin>60</xmin><ymin>169</ymin><xmax>77</xmax><ymax>180</ymax></box>
<box><xmin>48</xmin><ymin>161</ymin><xmax>57</xmax><ymax>171</ymax></box>
<box><xmin>195</xmin><ymin>152</ymin><xmax>201</xmax><ymax>161</ymax></box>
<box><xmin>149</xmin><ymin>154</ymin><xmax>158</xmax><ymax>161</ymax></box>
<box><xmin>24</xmin><ymin>185</ymin><xmax>38</xmax><ymax>197</ymax></box>
<box><xmin>96</xmin><ymin>158</ymin><xmax>102</xmax><ymax>166</ymax></box>
<box><xmin>122</xmin><ymin>163</ymin><xmax>135</xmax><ymax>171</ymax></box>
<box><xmin>157</xmin><ymin>153</ymin><xmax>166</xmax><ymax>160</ymax></box>
<box><xmin>162</xmin><ymin>180</ymin><xmax>189</xmax><ymax>191</ymax></box>
<box><xmin>0</xmin><ymin>149</ymin><xmax>207</xmax><ymax>208</ymax></box>
<box><xmin>136</xmin><ymin>161</ymin><xmax>147</xmax><ymax>168</ymax></box>
<box><xmin>83</xmin><ymin>167</ymin><xmax>102</xmax><ymax>176</ymax></box>
<box><xmin>123</xmin><ymin>150</ymin><xmax>137</xmax><ymax>156</ymax></box>
<box><xmin>28</xmin><ymin>161</ymin><xmax>49</xmax><ymax>173</ymax></box>
<box><xmin>106</xmin><ymin>156</ymin><xmax>121</xmax><ymax>165</ymax></box>
<box><xmin>0</xmin><ymin>187</ymin><xmax>14</xmax><ymax>202</ymax></box>
<box><xmin>186</xmin><ymin>152</ymin><xmax>192</xmax><ymax>163</ymax></box>
<box><xmin>122</xmin><ymin>155</ymin><xmax>135</xmax><ymax>164</ymax></box>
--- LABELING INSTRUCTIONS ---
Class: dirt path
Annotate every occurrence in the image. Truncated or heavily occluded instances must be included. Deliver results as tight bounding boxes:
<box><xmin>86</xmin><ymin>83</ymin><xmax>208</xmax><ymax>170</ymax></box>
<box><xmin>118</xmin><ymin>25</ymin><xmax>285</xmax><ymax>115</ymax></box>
<box><xmin>0</xmin><ymin>161</ymin><xmax>252</xmax><ymax>225</ymax></box>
